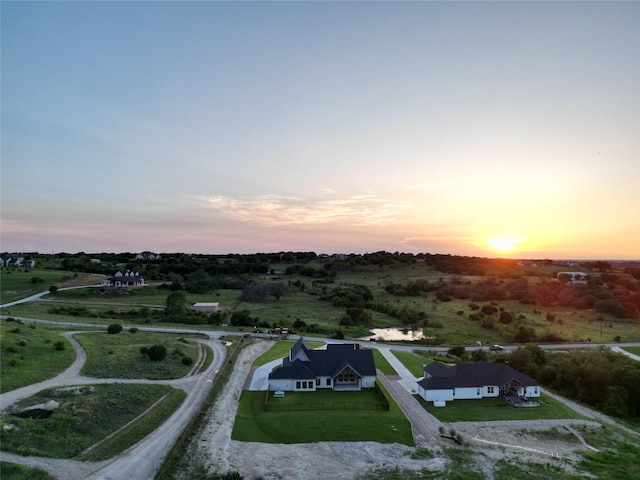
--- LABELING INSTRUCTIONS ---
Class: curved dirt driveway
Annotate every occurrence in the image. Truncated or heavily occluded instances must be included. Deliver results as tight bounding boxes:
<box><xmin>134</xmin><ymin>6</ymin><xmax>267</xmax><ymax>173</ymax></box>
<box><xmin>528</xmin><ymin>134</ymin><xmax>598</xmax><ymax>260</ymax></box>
<box><xmin>0</xmin><ymin>329</ymin><xmax>227</xmax><ymax>480</ymax></box>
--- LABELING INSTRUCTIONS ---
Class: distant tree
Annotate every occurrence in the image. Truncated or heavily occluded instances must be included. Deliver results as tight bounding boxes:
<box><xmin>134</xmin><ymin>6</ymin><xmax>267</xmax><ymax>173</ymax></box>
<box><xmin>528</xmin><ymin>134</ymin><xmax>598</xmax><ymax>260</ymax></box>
<box><xmin>147</xmin><ymin>344</ymin><xmax>167</xmax><ymax>362</ymax></box>
<box><xmin>165</xmin><ymin>291</ymin><xmax>187</xmax><ymax>316</ymax></box>
<box><xmin>107</xmin><ymin>324</ymin><xmax>123</xmax><ymax>334</ymax></box>
<box><xmin>447</xmin><ymin>345</ymin><xmax>466</xmax><ymax>358</ymax></box>
<box><xmin>49</xmin><ymin>285</ymin><xmax>58</xmax><ymax>295</ymax></box>
<box><xmin>498</xmin><ymin>311</ymin><xmax>513</xmax><ymax>324</ymax></box>
<box><xmin>269</xmin><ymin>283</ymin><xmax>289</xmax><ymax>301</ymax></box>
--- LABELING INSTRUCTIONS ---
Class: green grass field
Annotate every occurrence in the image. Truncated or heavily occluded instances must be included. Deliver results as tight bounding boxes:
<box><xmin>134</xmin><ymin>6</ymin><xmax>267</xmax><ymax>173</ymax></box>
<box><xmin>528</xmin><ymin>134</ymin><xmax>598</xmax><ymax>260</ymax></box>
<box><xmin>76</xmin><ymin>331</ymin><xmax>203</xmax><ymax>379</ymax></box>
<box><xmin>416</xmin><ymin>392</ymin><xmax>584</xmax><ymax>422</ymax></box>
<box><xmin>0</xmin><ymin>462</ymin><xmax>56</xmax><ymax>480</ymax></box>
<box><xmin>0</xmin><ymin>320</ymin><xmax>77</xmax><ymax>393</ymax></box>
<box><xmin>232</xmin><ymin>385</ymin><xmax>413</xmax><ymax>445</ymax></box>
<box><xmin>391</xmin><ymin>350</ymin><xmax>432</xmax><ymax>377</ymax></box>
<box><xmin>0</xmin><ymin>269</ymin><xmax>100</xmax><ymax>304</ymax></box>
<box><xmin>0</xmin><ymin>383</ymin><xmax>184</xmax><ymax>459</ymax></box>
<box><xmin>622</xmin><ymin>346</ymin><xmax>640</xmax><ymax>356</ymax></box>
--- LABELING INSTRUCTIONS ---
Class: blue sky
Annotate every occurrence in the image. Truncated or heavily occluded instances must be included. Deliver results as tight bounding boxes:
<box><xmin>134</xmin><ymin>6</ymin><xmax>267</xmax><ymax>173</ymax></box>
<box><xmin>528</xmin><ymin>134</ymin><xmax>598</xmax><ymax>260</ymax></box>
<box><xmin>2</xmin><ymin>1</ymin><xmax>639</xmax><ymax>258</ymax></box>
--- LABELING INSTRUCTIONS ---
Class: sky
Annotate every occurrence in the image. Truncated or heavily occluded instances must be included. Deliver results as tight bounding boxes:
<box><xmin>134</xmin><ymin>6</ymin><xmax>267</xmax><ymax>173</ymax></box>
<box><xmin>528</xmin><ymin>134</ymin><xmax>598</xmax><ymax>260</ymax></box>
<box><xmin>1</xmin><ymin>1</ymin><xmax>639</xmax><ymax>259</ymax></box>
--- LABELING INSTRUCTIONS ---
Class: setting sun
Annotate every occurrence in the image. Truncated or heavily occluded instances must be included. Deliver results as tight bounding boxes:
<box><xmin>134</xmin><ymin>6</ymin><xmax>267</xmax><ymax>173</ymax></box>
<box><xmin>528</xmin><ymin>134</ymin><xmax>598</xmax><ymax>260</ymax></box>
<box><xmin>486</xmin><ymin>235</ymin><xmax>526</xmax><ymax>253</ymax></box>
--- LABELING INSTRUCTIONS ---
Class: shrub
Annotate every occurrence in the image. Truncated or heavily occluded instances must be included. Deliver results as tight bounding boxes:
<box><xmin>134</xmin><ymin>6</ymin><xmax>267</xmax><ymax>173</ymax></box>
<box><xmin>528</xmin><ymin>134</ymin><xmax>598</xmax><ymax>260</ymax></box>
<box><xmin>140</xmin><ymin>346</ymin><xmax>149</xmax><ymax>355</ymax></box>
<box><xmin>147</xmin><ymin>344</ymin><xmax>167</xmax><ymax>362</ymax></box>
<box><xmin>182</xmin><ymin>356</ymin><xmax>194</xmax><ymax>366</ymax></box>
<box><xmin>8</xmin><ymin>356</ymin><xmax>19</xmax><ymax>367</ymax></box>
<box><xmin>481</xmin><ymin>305</ymin><xmax>498</xmax><ymax>315</ymax></box>
<box><xmin>129</xmin><ymin>327</ymin><xmax>139</xmax><ymax>334</ymax></box>
<box><xmin>54</xmin><ymin>341</ymin><xmax>65</xmax><ymax>351</ymax></box>
<box><xmin>107</xmin><ymin>324</ymin><xmax>123</xmax><ymax>334</ymax></box>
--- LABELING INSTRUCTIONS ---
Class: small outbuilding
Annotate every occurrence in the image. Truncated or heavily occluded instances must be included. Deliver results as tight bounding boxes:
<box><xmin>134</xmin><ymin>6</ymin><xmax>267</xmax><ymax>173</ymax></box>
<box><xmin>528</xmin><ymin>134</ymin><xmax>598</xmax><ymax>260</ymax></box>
<box><xmin>191</xmin><ymin>302</ymin><xmax>220</xmax><ymax>313</ymax></box>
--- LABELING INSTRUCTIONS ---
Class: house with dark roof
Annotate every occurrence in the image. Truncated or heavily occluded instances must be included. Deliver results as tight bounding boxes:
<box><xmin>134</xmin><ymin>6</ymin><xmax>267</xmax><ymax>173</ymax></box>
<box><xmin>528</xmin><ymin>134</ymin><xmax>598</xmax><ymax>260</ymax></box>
<box><xmin>268</xmin><ymin>338</ymin><xmax>377</xmax><ymax>392</ymax></box>
<box><xmin>417</xmin><ymin>361</ymin><xmax>540</xmax><ymax>407</ymax></box>
<box><xmin>101</xmin><ymin>270</ymin><xmax>145</xmax><ymax>287</ymax></box>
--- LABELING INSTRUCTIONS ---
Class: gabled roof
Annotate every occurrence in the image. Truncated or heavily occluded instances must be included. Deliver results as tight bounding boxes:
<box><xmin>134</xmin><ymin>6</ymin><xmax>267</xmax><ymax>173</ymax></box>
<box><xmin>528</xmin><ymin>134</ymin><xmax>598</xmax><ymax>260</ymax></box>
<box><xmin>269</xmin><ymin>359</ymin><xmax>316</xmax><ymax>380</ymax></box>
<box><xmin>418</xmin><ymin>361</ymin><xmax>539</xmax><ymax>390</ymax></box>
<box><xmin>269</xmin><ymin>338</ymin><xmax>376</xmax><ymax>381</ymax></box>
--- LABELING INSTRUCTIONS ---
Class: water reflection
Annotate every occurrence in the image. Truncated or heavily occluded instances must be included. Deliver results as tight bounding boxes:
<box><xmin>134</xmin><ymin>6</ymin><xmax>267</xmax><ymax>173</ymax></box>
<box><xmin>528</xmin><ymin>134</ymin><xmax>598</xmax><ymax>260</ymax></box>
<box><xmin>362</xmin><ymin>327</ymin><xmax>425</xmax><ymax>341</ymax></box>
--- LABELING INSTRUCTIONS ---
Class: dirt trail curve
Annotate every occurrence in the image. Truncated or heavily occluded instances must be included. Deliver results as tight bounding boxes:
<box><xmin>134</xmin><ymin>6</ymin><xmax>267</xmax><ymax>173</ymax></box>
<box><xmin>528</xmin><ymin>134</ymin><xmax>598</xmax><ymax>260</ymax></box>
<box><xmin>0</xmin><ymin>331</ymin><xmax>227</xmax><ymax>480</ymax></box>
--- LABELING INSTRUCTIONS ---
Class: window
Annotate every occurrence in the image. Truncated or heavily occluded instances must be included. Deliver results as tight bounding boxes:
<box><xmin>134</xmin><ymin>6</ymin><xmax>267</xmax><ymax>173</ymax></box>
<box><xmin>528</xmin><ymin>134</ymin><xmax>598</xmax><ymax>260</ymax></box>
<box><xmin>487</xmin><ymin>386</ymin><xmax>495</xmax><ymax>394</ymax></box>
<box><xmin>296</xmin><ymin>381</ymin><xmax>301</xmax><ymax>389</ymax></box>
<box><xmin>316</xmin><ymin>378</ymin><xmax>320</xmax><ymax>386</ymax></box>
<box><xmin>477</xmin><ymin>388</ymin><xmax>481</xmax><ymax>396</ymax></box>
<box><xmin>326</xmin><ymin>378</ymin><xmax>331</xmax><ymax>386</ymax></box>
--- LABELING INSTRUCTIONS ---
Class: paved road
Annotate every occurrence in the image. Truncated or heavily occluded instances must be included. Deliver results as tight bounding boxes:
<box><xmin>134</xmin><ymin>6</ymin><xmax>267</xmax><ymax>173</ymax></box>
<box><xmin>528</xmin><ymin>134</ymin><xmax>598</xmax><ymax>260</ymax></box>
<box><xmin>0</xmin><ymin>328</ymin><xmax>227</xmax><ymax>480</ymax></box>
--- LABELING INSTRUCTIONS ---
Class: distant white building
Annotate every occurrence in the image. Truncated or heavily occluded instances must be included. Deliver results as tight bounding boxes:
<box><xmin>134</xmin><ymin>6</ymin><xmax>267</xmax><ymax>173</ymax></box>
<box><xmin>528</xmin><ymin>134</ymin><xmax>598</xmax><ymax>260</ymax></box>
<box><xmin>191</xmin><ymin>302</ymin><xmax>220</xmax><ymax>313</ymax></box>
<box><xmin>102</xmin><ymin>270</ymin><xmax>145</xmax><ymax>287</ymax></box>
<box><xmin>135</xmin><ymin>251</ymin><xmax>161</xmax><ymax>260</ymax></box>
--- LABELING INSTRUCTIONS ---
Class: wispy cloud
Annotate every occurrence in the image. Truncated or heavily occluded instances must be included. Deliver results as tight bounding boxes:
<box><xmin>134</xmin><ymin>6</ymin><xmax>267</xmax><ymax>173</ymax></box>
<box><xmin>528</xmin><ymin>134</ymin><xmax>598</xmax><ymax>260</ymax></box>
<box><xmin>198</xmin><ymin>193</ymin><xmax>407</xmax><ymax>227</ymax></box>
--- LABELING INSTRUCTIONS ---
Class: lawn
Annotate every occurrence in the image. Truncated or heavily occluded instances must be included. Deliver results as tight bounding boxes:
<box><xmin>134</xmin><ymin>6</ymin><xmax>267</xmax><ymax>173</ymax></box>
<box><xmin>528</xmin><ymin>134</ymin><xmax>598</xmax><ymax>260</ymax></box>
<box><xmin>372</xmin><ymin>349</ymin><xmax>397</xmax><ymax>375</ymax></box>
<box><xmin>622</xmin><ymin>346</ymin><xmax>640</xmax><ymax>356</ymax></box>
<box><xmin>0</xmin><ymin>383</ymin><xmax>184</xmax><ymax>459</ymax></box>
<box><xmin>391</xmin><ymin>350</ymin><xmax>432</xmax><ymax>377</ymax></box>
<box><xmin>416</xmin><ymin>392</ymin><xmax>584</xmax><ymax>422</ymax></box>
<box><xmin>232</xmin><ymin>384</ymin><xmax>413</xmax><ymax>445</ymax></box>
<box><xmin>0</xmin><ymin>319</ymin><xmax>77</xmax><ymax>393</ymax></box>
<box><xmin>76</xmin><ymin>331</ymin><xmax>203</xmax><ymax>379</ymax></box>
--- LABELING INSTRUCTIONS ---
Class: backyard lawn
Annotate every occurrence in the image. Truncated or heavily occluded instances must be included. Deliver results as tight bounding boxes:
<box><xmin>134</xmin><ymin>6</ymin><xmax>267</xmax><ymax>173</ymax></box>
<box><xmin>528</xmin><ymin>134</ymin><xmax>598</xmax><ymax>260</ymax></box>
<box><xmin>416</xmin><ymin>392</ymin><xmax>584</xmax><ymax>422</ymax></box>
<box><xmin>622</xmin><ymin>346</ymin><xmax>640</xmax><ymax>356</ymax></box>
<box><xmin>232</xmin><ymin>384</ymin><xmax>413</xmax><ymax>445</ymax></box>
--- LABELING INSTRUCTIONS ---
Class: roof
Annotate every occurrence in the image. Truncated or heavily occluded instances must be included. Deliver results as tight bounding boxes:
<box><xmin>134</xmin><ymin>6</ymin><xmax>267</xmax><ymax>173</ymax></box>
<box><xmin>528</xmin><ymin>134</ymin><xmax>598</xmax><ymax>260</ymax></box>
<box><xmin>418</xmin><ymin>361</ymin><xmax>539</xmax><ymax>390</ymax></box>
<box><xmin>269</xmin><ymin>338</ymin><xmax>376</xmax><ymax>381</ymax></box>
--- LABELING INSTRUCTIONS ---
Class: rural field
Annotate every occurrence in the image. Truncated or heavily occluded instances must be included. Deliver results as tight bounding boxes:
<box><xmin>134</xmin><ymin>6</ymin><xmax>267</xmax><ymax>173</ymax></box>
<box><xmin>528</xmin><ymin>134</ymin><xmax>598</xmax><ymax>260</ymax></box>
<box><xmin>1</xmin><ymin>254</ymin><xmax>639</xmax><ymax>479</ymax></box>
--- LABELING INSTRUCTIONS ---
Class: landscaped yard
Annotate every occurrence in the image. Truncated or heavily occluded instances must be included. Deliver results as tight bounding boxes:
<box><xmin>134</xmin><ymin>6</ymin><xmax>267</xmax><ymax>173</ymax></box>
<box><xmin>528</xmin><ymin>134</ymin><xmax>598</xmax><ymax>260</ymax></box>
<box><xmin>232</xmin><ymin>384</ymin><xmax>413</xmax><ymax>445</ymax></box>
<box><xmin>416</xmin><ymin>392</ymin><xmax>584</xmax><ymax>422</ymax></box>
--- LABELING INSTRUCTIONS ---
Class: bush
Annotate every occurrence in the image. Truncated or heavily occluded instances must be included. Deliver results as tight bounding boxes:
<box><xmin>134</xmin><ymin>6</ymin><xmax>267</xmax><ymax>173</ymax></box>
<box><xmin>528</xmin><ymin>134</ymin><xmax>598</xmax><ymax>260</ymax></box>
<box><xmin>129</xmin><ymin>327</ymin><xmax>139</xmax><ymax>334</ymax></box>
<box><xmin>54</xmin><ymin>341</ymin><xmax>65</xmax><ymax>351</ymax></box>
<box><xmin>140</xmin><ymin>346</ymin><xmax>149</xmax><ymax>355</ymax></box>
<box><xmin>147</xmin><ymin>344</ymin><xmax>167</xmax><ymax>362</ymax></box>
<box><xmin>182</xmin><ymin>356</ymin><xmax>194</xmax><ymax>366</ymax></box>
<box><xmin>107</xmin><ymin>324</ymin><xmax>123</xmax><ymax>334</ymax></box>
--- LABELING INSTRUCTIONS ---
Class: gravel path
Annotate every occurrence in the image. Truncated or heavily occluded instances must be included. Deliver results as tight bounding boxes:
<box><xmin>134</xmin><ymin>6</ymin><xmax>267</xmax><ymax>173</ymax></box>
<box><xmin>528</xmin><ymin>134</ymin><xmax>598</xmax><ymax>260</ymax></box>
<box><xmin>377</xmin><ymin>371</ymin><xmax>442</xmax><ymax>450</ymax></box>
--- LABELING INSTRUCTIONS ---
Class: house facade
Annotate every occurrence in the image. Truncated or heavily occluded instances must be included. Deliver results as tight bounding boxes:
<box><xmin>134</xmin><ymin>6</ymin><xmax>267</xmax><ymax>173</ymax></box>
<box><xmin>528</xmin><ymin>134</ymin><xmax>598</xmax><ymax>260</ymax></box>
<box><xmin>101</xmin><ymin>270</ymin><xmax>145</xmax><ymax>287</ymax></box>
<box><xmin>417</xmin><ymin>361</ymin><xmax>540</xmax><ymax>407</ymax></box>
<box><xmin>268</xmin><ymin>338</ymin><xmax>377</xmax><ymax>392</ymax></box>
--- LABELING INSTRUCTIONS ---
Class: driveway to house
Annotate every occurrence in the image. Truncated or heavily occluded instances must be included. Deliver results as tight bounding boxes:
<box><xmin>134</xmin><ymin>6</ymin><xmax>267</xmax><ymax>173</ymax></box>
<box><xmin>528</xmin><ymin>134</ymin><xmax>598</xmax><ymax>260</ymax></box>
<box><xmin>0</xmin><ymin>327</ymin><xmax>227</xmax><ymax>480</ymax></box>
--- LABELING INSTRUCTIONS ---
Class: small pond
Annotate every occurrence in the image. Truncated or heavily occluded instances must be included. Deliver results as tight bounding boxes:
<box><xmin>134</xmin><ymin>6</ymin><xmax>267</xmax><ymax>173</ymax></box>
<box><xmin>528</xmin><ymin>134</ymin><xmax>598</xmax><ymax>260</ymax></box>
<box><xmin>361</xmin><ymin>327</ymin><xmax>425</xmax><ymax>342</ymax></box>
